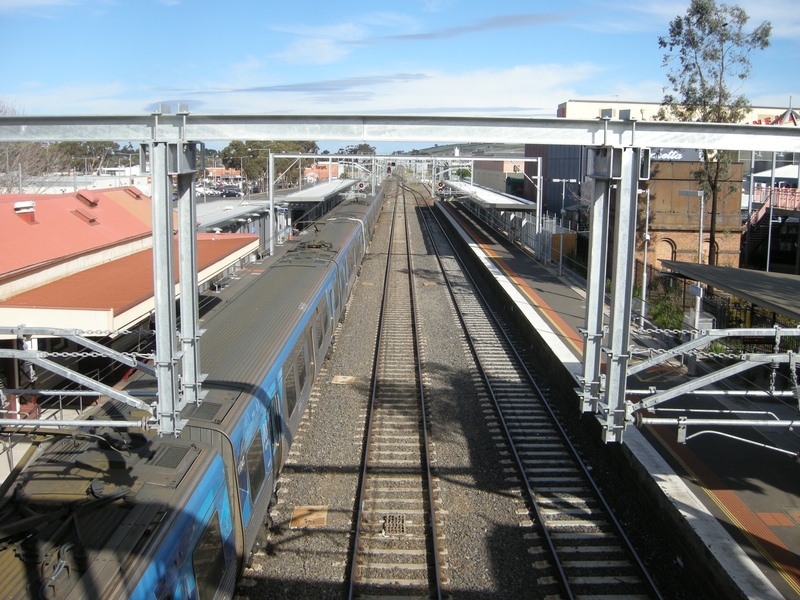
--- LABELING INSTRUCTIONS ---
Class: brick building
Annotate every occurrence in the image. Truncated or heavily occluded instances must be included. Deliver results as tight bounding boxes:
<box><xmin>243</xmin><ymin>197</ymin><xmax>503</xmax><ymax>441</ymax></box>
<box><xmin>644</xmin><ymin>161</ymin><xmax>744</xmax><ymax>269</ymax></box>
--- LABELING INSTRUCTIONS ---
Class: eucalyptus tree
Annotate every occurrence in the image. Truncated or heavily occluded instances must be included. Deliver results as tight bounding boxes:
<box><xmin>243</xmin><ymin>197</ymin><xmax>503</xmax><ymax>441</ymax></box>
<box><xmin>220</xmin><ymin>140</ymin><xmax>320</xmax><ymax>188</ymax></box>
<box><xmin>658</xmin><ymin>0</ymin><xmax>771</xmax><ymax>265</ymax></box>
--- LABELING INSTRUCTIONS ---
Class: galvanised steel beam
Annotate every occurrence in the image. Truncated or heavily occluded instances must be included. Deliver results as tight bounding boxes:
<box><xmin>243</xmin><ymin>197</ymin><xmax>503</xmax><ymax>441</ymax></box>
<box><xmin>638</xmin><ymin>354</ymin><xmax>791</xmax><ymax>410</ymax></box>
<box><xmin>175</xmin><ymin>142</ymin><xmax>206</xmax><ymax>411</ymax></box>
<box><xmin>1</xmin><ymin>113</ymin><xmax>799</xmax><ymax>152</ymax></box>
<box><xmin>601</xmin><ymin>147</ymin><xmax>641</xmax><ymax>443</ymax></box>
<box><xmin>580</xmin><ymin>148</ymin><xmax>612</xmax><ymax>414</ymax></box>
<box><xmin>0</xmin><ymin>326</ymin><xmax>155</xmax><ymax>377</ymax></box>
<box><xmin>149</xmin><ymin>141</ymin><xmax>182</xmax><ymax>434</ymax></box>
<box><xmin>0</xmin><ymin>350</ymin><xmax>151</xmax><ymax>411</ymax></box>
<box><xmin>628</xmin><ymin>327</ymin><xmax>800</xmax><ymax>376</ymax></box>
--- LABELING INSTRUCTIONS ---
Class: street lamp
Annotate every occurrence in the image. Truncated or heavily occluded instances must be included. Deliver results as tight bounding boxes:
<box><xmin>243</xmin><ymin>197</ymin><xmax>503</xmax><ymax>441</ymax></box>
<box><xmin>552</xmin><ymin>178</ymin><xmax>577</xmax><ymax>276</ymax></box>
<box><xmin>679</xmin><ymin>189</ymin><xmax>706</xmax><ymax>330</ymax></box>
<box><xmin>552</xmin><ymin>178</ymin><xmax>578</xmax><ymax>219</ymax></box>
<box><xmin>638</xmin><ymin>188</ymin><xmax>651</xmax><ymax>327</ymax></box>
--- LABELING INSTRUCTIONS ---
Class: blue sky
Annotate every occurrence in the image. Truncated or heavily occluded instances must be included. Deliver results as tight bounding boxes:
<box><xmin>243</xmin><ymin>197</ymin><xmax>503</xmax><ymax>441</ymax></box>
<box><xmin>1</xmin><ymin>0</ymin><xmax>798</xmax><ymax>152</ymax></box>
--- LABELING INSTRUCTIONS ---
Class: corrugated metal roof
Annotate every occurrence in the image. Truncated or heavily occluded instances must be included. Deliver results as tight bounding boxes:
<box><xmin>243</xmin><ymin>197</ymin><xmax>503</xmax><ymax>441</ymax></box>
<box><xmin>661</xmin><ymin>260</ymin><xmax>800</xmax><ymax>322</ymax></box>
<box><xmin>284</xmin><ymin>179</ymin><xmax>356</xmax><ymax>203</ymax></box>
<box><xmin>195</xmin><ymin>199</ymin><xmax>268</xmax><ymax>228</ymax></box>
<box><xmin>0</xmin><ymin>187</ymin><xmax>174</xmax><ymax>277</ymax></box>
<box><xmin>445</xmin><ymin>180</ymin><xmax>536</xmax><ymax>211</ymax></box>
<box><xmin>0</xmin><ymin>234</ymin><xmax>257</xmax><ymax>321</ymax></box>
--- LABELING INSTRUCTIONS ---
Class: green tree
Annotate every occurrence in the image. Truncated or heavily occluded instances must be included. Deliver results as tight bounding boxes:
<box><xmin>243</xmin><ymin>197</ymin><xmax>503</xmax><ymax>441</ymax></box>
<box><xmin>219</xmin><ymin>140</ymin><xmax>320</xmax><ymax>187</ymax></box>
<box><xmin>658</xmin><ymin>0</ymin><xmax>771</xmax><ymax>266</ymax></box>
<box><xmin>50</xmin><ymin>141</ymin><xmax>121</xmax><ymax>173</ymax></box>
<box><xmin>338</xmin><ymin>143</ymin><xmax>376</xmax><ymax>155</ymax></box>
<box><xmin>0</xmin><ymin>98</ymin><xmax>73</xmax><ymax>193</ymax></box>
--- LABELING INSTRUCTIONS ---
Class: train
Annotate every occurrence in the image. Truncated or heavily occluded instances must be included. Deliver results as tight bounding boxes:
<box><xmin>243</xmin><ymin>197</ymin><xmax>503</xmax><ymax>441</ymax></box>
<box><xmin>0</xmin><ymin>186</ymin><xmax>386</xmax><ymax>599</ymax></box>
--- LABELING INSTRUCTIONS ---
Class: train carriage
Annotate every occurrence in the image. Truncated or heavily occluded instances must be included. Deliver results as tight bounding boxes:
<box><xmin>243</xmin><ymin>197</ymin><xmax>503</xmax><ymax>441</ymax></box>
<box><xmin>0</xmin><ymin>188</ymin><xmax>385</xmax><ymax>599</ymax></box>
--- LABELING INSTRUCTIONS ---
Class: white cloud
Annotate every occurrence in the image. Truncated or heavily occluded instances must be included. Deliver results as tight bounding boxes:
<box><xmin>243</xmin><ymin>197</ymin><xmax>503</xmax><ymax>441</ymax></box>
<box><xmin>6</xmin><ymin>63</ymin><xmax>604</xmax><ymax>121</ymax></box>
<box><xmin>737</xmin><ymin>0</ymin><xmax>800</xmax><ymax>38</ymax></box>
<box><xmin>273</xmin><ymin>37</ymin><xmax>356</xmax><ymax>66</ymax></box>
<box><xmin>198</xmin><ymin>64</ymin><xmax>598</xmax><ymax>118</ymax></box>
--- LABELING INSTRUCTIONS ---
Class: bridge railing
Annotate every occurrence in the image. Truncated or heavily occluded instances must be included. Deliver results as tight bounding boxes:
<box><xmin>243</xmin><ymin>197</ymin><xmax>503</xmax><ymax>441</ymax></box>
<box><xmin>748</xmin><ymin>187</ymin><xmax>800</xmax><ymax>227</ymax></box>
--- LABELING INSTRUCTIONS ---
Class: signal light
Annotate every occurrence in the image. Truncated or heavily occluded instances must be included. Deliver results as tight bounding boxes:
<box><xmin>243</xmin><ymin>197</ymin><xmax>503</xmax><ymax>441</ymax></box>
<box><xmin>437</xmin><ymin>181</ymin><xmax>444</xmax><ymax>190</ymax></box>
<box><xmin>358</xmin><ymin>182</ymin><xmax>365</xmax><ymax>190</ymax></box>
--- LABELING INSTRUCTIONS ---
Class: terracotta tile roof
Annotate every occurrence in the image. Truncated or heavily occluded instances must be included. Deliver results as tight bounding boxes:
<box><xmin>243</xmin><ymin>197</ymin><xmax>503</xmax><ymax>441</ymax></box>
<box><xmin>0</xmin><ymin>187</ymin><xmax>175</xmax><ymax>278</ymax></box>
<box><xmin>0</xmin><ymin>234</ymin><xmax>257</xmax><ymax>313</ymax></box>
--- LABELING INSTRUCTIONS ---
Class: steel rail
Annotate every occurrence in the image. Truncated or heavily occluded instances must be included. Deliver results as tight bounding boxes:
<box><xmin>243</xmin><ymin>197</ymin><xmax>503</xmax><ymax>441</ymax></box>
<box><xmin>405</xmin><ymin>181</ymin><xmax>573</xmax><ymax>598</ymax></box>
<box><xmin>416</xmin><ymin>188</ymin><xmax>663</xmax><ymax>600</ymax></box>
<box><xmin>348</xmin><ymin>181</ymin><xmax>443</xmax><ymax>599</ymax></box>
<box><xmin>347</xmin><ymin>182</ymin><xmax>400</xmax><ymax>600</ymax></box>
<box><xmin>403</xmin><ymin>181</ymin><xmax>445</xmax><ymax>600</ymax></box>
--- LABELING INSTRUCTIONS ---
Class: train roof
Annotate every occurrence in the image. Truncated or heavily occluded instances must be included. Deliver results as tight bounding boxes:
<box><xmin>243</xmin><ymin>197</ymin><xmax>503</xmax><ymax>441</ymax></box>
<box><xmin>0</xmin><ymin>400</ymin><xmax>220</xmax><ymax>599</ymax></box>
<box><xmin>200</xmin><ymin>195</ymin><xmax>377</xmax><ymax>386</ymax></box>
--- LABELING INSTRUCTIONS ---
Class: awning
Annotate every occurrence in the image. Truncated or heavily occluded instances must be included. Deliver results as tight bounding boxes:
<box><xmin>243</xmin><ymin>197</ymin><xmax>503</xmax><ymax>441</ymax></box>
<box><xmin>661</xmin><ymin>260</ymin><xmax>800</xmax><ymax>322</ymax></box>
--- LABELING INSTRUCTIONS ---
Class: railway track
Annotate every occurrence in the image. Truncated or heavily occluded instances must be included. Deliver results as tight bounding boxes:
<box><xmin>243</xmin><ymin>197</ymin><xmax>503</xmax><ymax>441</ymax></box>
<box><xmin>405</xmin><ymin>183</ymin><xmax>663</xmax><ymax>600</ymax></box>
<box><xmin>349</xmin><ymin>181</ymin><xmax>445</xmax><ymax>599</ymax></box>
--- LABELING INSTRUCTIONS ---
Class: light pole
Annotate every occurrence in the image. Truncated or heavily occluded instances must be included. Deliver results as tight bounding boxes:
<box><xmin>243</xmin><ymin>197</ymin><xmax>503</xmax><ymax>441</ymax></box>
<box><xmin>766</xmin><ymin>151</ymin><xmax>777</xmax><ymax>273</ymax></box>
<box><xmin>638</xmin><ymin>188</ymin><xmax>651</xmax><ymax>327</ymax></box>
<box><xmin>679</xmin><ymin>189</ymin><xmax>705</xmax><ymax>330</ymax></box>
<box><xmin>552</xmin><ymin>178</ymin><xmax>577</xmax><ymax>276</ymax></box>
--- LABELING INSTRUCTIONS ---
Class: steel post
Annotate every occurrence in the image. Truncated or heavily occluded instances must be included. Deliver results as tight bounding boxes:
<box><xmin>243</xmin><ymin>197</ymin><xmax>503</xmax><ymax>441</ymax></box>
<box><xmin>581</xmin><ymin>148</ymin><xmax>612</xmax><ymax>413</ymax></box>
<box><xmin>150</xmin><ymin>141</ymin><xmax>181</xmax><ymax>434</ymax></box>
<box><xmin>176</xmin><ymin>143</ymin><xmax>202</xmax><ymax>409</ymax></box>
<box><xmin>602</xmin><ymin>148</ymin><xmax>640</xmax><ymax>442</ymax></box>
<box><xmin>269</xmin><ymin>152</ymin><xmax>275</xmax><ymax>255</ymax></box>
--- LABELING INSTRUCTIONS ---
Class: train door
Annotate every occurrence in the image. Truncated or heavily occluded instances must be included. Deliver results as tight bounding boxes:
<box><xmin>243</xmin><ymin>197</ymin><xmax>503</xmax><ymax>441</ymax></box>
<box><xmin>282</xmin><ymin>332</ymin><xmax>313</xmax><ymax>437</ymax></box>
<box><xmin>243</xmin><ymin>427</ymin><xmax>270</xmax><ymax>508</ymax></box>
<box><xmin>270</xmin><ymin>389</ymin><xmax>283</xmax><ymax>471</ymax></box>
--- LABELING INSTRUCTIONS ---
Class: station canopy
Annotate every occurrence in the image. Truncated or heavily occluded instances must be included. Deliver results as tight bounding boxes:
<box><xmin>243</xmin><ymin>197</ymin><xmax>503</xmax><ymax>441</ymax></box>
<box><xmin>661</xmin><ymin>260</ymin><xmax>800</xmax><ymax>322</ymax></box>
<box><xmin>196</xmin><ymin>200</ymin><xmax>268</xmax><ymax>230</ymax></box>
<box><xmin>283</xmin><ymin>179</ymin><xmax>356</xmax><ymax>204</ymax></box>
<box><xmin>445</xmin><ymin>180</ymin><xmax>536</xmax><ymax>212</ymax></box>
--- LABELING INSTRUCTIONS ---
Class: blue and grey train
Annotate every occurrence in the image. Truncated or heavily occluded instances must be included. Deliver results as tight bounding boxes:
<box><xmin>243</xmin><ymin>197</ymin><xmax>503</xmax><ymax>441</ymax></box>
<box><xmin>0</xmin><ymin>187</ymin><xmax>386</xmax><ymax>599</ymax></box>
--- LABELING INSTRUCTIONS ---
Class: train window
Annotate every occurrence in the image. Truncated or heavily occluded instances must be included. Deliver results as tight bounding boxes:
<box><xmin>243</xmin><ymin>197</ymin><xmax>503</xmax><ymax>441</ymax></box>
<box><xmin>246</xmin><ymin>429</ymin><xmax>266</xmax><ymax>502</ymax></box>
<box><xmin>320</xmin><ymin>296</ymin><xmax>330</xmax><ymax>337</ymax></box>
<box><xmin>313</xmin><ymin>307</ymin><xmax>324</xmax><ymax>350</ymax></box>
<box><xmin>192</xmin><ymin>511</ymin><xmax>225</xmax><ymax>600</ymax></box>
<box><xmin>284</xmin><ymin>367</ymin><xmax>297</xmax><ymax>417</ymax></box>
<box><xmin>347</xmin><ymin>247</ymin><xmax>356</xmax><ymax>278</ymax></box>
<box><xmin>296</xmin><ymin>343</ymin><xmax>308</xmax><ymax>392</ymax></box>
<box><xmin>270</xmin><ymin>391</ymin><xmax>281</xmax><ymax>454</ymax></box>
<box><xmin>338</xmin><ymin>265</ymin><xmax>346</xmax><ymax>301</ymax></box>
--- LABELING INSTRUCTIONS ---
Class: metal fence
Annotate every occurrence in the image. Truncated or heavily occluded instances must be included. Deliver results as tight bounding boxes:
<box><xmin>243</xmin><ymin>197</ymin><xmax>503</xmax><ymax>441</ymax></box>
<box><xmin>460</xmin><ymin>199</ymin><xmax>589</xmax><ymax>279</ymax></box>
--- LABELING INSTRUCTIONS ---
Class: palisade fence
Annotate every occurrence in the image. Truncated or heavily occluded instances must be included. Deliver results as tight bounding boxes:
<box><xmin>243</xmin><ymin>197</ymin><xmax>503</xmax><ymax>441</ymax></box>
<box><xmin>461</xmin><ymin>200</ymin><xmax>589</xmax><ymax>279</ymax></box>
<box><xmin>460</xmin><ymin>198</ymin><xmax>799</xmax><ymax>355</ymax></box>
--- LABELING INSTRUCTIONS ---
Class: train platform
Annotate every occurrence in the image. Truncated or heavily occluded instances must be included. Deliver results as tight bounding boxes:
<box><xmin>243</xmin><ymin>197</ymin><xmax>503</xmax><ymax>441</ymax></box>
<box><xmin>436</xmin><ymin>198</ymin><xmax>799</xmax><ymax>600</ymax></box>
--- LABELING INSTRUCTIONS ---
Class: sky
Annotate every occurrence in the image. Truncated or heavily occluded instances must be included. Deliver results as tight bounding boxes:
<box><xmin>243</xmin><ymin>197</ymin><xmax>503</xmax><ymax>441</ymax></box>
<box><xmin>1</xmin><ymin>0</ymin><xmax>798</xmax><ymax>153</ymax></box>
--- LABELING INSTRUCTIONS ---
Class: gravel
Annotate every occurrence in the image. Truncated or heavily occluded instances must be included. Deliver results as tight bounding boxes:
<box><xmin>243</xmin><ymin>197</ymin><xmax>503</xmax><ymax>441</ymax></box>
<box><xmin>237</xmin><ymin>187</ymin><xmax>711</xmax><ymax>600</ymax></box>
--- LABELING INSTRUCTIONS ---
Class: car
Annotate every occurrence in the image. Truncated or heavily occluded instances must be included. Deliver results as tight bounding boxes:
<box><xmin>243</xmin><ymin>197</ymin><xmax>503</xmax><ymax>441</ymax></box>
<box><xmin>222</xmin><ymin>188</ymin><xmax>242</xmax><ymax>197</ymax></box>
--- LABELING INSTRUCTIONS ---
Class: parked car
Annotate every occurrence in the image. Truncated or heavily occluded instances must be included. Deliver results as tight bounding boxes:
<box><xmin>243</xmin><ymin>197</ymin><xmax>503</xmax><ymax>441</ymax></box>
<box><xmin>222</xmin><ymin>188</ymin><xmax>243</xmax><ymax>197</ymax></box>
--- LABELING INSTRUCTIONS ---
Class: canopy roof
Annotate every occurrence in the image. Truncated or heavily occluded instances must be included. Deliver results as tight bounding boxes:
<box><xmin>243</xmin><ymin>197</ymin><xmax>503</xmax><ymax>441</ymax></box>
<box><xmin>661</xmin><ymin>260</ymin><xmax>800</xmax><ymax>322</ymax></box>
<box><xmin>445</xmin><ymin>180</ymin><xmax>536</xmax><ymax>211</ymax></box>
